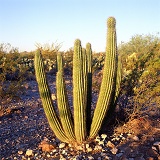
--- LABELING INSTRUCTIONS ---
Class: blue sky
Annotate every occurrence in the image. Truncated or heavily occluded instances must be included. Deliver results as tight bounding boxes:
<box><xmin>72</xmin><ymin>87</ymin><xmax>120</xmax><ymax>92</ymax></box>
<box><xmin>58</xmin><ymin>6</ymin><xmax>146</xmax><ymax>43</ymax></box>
<box><xmin>0</xmin><ymin>0</ymin><xmax>160</xmax><ymax>52</ymax></box>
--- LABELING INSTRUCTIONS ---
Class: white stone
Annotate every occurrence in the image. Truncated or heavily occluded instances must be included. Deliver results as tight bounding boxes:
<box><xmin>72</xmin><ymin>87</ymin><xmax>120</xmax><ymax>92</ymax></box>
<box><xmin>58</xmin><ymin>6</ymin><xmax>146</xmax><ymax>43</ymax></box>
<box><xmin>115</xmin><ymin>137</ymin><xmax>120</xmax><ymax>141</ymax></box>
<box><xmin>52</xmin><ymin>149</ymin><xmax>57</xmax><ymax>153</ymax></box>
<box><xmin>98</xmin><ymin>140</ymin><xmax>104</xmax><ymax>146</ymax></box>
<box><xmin>86</xmin><ymin>143</ymin><xmax>90</xmax><ymax>148</ymax></box>
<box><xmin>127</xmin><ymin>133</ymin><xmax>132</xmax><ymax>137</ymax></box>
<box><xmin>47</xmin><ymin>154</ymin><xmax>50</xmax><ymax>157</ymax></box>
<box><xmin>101</xmin><ymin>134</ymin><xmax>107</xmax><ymax>139</ymax></box>
<box><xmin>88</xmin><ymin>147</ymin><xmax>93</xmax><ymax>152</ymax></box>
<box><xmin>88</xmin><ymin>155</ymin><xmax>94</xmax><ymax>160</ymax></box>
<box><xmin>59</xmin><ymin>143</ymin><xmax>66</xmax><ymax>149</ymax></box>
<box><xmin>132</xmin><ymin>136</ymin><xmax>139</xmax><ymax>141</ymax></box>
<box><xmin>122</xmin><ymin>137</ymin><xmax>126</xmax><ymax>140</ymax></box>
<box><xmin>95</xmin><ymin>135</ymin><xmax>101</xmax><ymax>142</ymax></box>
<box><xmin>62</xmin><ymin>150</ymin><xmax>66</xmax><ymax>155</ymax></box>
<box><xmin>51</xmin><ymin>94</ymin><xmax>56</xmax><ymax>100</ymax></box>
<box><xmin>18</xmin><ymin>150</ymin><xmax>23</xmax><ymax>155</ymax></box>
<box><xmin>26</xmin><ymin>149</ymin><xmax>33</xmax><ymax>156</ymax></box>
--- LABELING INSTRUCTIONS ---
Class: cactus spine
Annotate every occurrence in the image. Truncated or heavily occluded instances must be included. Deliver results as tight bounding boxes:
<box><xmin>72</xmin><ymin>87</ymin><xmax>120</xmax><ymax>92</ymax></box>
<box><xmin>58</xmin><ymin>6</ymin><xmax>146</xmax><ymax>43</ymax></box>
<box><xmin>89</xmin><ymin>17</ymin><xmax>118</xmax><ymax>138</ymax></box>
<box><xmin>34</xmin><ymin>17</ymin><xmax>121</xmax><ymax>144</ymax></box>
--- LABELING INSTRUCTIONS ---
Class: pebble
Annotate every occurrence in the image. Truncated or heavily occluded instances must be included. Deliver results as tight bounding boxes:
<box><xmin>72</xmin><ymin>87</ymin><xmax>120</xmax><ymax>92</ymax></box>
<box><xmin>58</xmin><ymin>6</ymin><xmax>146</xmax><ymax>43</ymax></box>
<box><xmin>101</xmin><ymin>134</ymin><xmax>107</xmax><ymax>140</ymax></box>
<box><xmin>18</xmin><ymin>150</ymin><xmax>23</xmax><ymax>155</ymax></box>
<box><xmin>59</xmin><ymin>143</ymin><xmax>66</xmax><ymax>149</ymax></box>
<box><xmin>88</xmin><ymin>155</ymin><xmax>94</xmax><ymax>160</ymax></box>
<box><xmin>110</xmin><ymin>147</ymin><xmax>118</xmax><ymax>154</ymax></box>
<box><xmin>132</xmin><ymin>135</ymin><xmax>139</xmax><ymax>141</ymax></box>
<box><xmin>25</xmin><ymin>149</ymin><xmax>33</xmax><ymax>156</ymax></box>
<box><xmin>87</xmin><ymin>147</ymin><xmax>93</xmax><ymax>152</ymax></box>
<box><xmin>153</xmin><ymin>141</ymin><xmax>160</xmax><ymax>151</ymax></box>
<box><xmin>106</xmin><ymin>141</ymin><xmax>115</xmax><ymax>149</ymax></box>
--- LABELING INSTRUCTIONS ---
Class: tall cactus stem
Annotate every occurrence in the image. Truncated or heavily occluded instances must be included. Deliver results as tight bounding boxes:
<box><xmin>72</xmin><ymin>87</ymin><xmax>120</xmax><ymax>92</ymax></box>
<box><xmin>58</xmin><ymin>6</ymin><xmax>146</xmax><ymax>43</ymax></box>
<box><xmin>34</xmin><ymin>50</ymin><xmax>69</xmax><ymax>143</ymax></box>
<box><xmin>86</xmin><ymin>43</ymin><xmax>92</xmax><ymax>134</ymax></box>
<box><xmin>73</xmin><ymin>39</ymin><xmax>87</xmax><ymax>143</ymax></box>
<box><xmin>114</xmin><ymin>54</ymin><xmax>122</xmax><ymax>103</ymax></box>
<box><xmin>56</xmin><ymin>53</ymin><xmax>76</xmax><ymax>142</ymax></box>
<box><xmin>89</xmin><ymin>17</ymin><xmax>118</xmax><ymax>138</ymax></box>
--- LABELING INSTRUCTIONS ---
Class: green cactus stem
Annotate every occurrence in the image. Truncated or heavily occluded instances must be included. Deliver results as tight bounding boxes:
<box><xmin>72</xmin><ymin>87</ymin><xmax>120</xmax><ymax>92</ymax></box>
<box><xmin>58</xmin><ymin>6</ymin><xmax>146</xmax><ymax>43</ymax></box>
<box><xmin>56</xmin><ymin>53</ymin><xmax>76</xmax><ymax>141</ymax></box>
<box><xmin>34</xmin><ymin>50</ymin><xmax>69</xmax><ymax>143</ymax></box>
<box><xmin>73</xmin><ymin>40</ymin><xmax>87</xmax><ymax>143</ymax></box>
<box><xmin>89</xmin><ymin>17</ymin><xmax>118</xmax><ymax>139</ymax></box>
<box><xmin>86</xmin><ymin>43</ymin><xmax>92</xmax><ymax>134</ymax></box>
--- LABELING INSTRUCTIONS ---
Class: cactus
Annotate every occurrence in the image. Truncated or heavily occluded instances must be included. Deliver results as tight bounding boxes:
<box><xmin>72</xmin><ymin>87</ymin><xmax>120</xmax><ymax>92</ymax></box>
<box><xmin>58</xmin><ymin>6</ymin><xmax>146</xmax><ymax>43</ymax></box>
<box><xmin>56</xmin><ymin>53</ymin><xmax>75</xmax><ymax>141</ymax></box>
<box><xmin>34</xmin><ymin>17</ymin><xmax>121</xmax><ymax>144</ymax></box>
<box><xmin>73</xmin><ymin>41</ymin><xmax>87</xmax><ymax>142</ymax></box>
<box><xmin>34</xmin><ymin>50</ymin><xmax>69</xmax><ymax>143</ymax></box>
<box><xmin>89</xmin><ymin>17</ymin><xmax>119</xmax><ymax>138</ymax></box>
<box><xmin>86</xmin><ymin>43</ymin><xmax>92</xmax><ymax>134</ymax></box>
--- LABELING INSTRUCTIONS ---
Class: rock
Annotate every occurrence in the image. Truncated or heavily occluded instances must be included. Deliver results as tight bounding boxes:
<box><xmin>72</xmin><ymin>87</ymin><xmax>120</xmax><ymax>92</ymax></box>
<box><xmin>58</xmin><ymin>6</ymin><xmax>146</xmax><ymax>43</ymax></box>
<box><xmin>26</xmin><ymin>149</ymin><xmax>33</xmax><ymax>156</ymax></box>
<box><xmin>98</xmin><ymin>140</ymin><xmax>104</xmax><ymax>146</ymax></box>
<box><xmin>38</xmin><ymin>140</ymin><xmax>56</xmax><ymax>152</ymax></box>
<box><xmin>153</xmin><ymin>141</ymin><xmax>160</xmax><ymax>152</ymax></box>
<box><xmin>86</xmin><ymin>143</ymin><xmax>90</xmax><ymax>148</ymax></box>
<box><xmin>39</xmin><ymin>143</ymin><xmax>56</xmax><ymax>152</ymax></box>
<box><xmin>104</xmin><ymin>155</ymin><xmax>111</xmax><ymax>160</ymax></box>
<box><xmin>59</xmin><ymin>143</ymin><xmax>66</xmax><ymax>149</ymax></box>
<box><xmin>110</xmin><ymin>148</ymin><xmax>118</xmax><ymax>154</ymax></box>
<box><xmin>101</xmin><ymin>134</ymin><xmax>107</xmax><ymax>140</ymax></box>
<box><xmin>127</xmin><ymin>133</ymin><xmax>132</xmax><ymax>137</ymax></box>
<box><xmin>87</xmin><ymin>147</ymin><xmax>93</xmax><ymax>152</ymax></box>
<box><xmin>95</xmin><ymin>135</ymin><xmax>101</xmax><ymax>142</ymax></box>
<box><xmin>106</xmin><ymin>141</ymin><xmax>115</xmax><ymax>149</ymax></box>
<box><xmin>51</xmin><ymin>94</ymin><xmax>56</xmax><ymax>100</ymax></box>
<box><xmin>47</xmin><ymin>154</ymin><xmax>50</xmax><ymax>157</ymax></box>
<box><xmin>18</xmin><ymin>150</ymin><xmax>23</xmax><ymax>155</ymax></box>
<box><xmin>132</xmin><ymin>135</ymin><xmax>139</xmax><ymax>141</ymax></box>
<box><xmin>88</xmin><ymin>155</ymin><xmax>94</xmax><ymax>160</ymax></box>
<box><xmin>52</xmin><ymin>149</ymin><xmax>58</xmax><ymax>153</ymax></box>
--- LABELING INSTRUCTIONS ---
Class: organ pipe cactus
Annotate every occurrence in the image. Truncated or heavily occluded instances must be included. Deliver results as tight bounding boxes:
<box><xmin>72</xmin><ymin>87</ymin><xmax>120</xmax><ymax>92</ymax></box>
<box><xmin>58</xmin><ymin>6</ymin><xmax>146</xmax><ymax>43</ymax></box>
<box><xmin>34</xmin><ymin>17</ymin><xmax>121</xmax><ymax>144</ymax></box>
<box><xmin>89</xmin><ymin>17</ymin><xmax>120</xmax><ymax>138</ymax></box>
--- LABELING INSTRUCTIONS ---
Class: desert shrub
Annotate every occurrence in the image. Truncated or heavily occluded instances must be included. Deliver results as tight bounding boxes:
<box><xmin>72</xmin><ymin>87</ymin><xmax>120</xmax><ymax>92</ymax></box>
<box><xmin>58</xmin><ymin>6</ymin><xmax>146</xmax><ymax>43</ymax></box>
<box><xmin>0</xmin><ymin>44</ymin><xmax>28</xmax><ymax>103</ymax></box>
<box><xmin>118</xmin><ymin>34</ymin><xmax>160</xmax><ymax>118</ymax></box>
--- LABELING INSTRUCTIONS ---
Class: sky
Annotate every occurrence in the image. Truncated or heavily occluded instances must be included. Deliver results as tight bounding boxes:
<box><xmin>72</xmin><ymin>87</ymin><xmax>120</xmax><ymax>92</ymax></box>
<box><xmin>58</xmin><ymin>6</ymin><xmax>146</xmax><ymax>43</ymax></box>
<box><xmin>0</xmin><ymin>0</ymin><xmax>160</xmax><ymax>52</ymax></box>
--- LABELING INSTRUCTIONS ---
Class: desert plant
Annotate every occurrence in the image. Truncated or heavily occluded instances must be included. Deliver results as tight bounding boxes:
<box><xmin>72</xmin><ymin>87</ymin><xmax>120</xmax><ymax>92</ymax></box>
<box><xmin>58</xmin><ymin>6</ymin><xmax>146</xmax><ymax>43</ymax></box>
<box><xmin>34</xmin><ymin>17</ymin><xmax>121</xmax><ymax>144</ymax></box>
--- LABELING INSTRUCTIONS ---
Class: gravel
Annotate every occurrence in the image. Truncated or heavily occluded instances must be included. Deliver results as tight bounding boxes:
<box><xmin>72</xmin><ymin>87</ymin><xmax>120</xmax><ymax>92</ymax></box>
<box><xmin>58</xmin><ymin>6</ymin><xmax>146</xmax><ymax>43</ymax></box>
<box><xmin>0</xmin><ymin>76</ymin><xmax>159</xmax><ymax>159</ymax></box>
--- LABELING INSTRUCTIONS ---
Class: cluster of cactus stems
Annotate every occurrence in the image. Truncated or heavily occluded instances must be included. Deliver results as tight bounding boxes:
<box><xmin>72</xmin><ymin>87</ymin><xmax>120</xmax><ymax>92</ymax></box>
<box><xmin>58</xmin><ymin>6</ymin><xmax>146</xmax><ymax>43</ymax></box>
<box><xmin>34</xmin><ymin>17</ymin><xmax>121</xmax><ymax>144</ymax></box>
